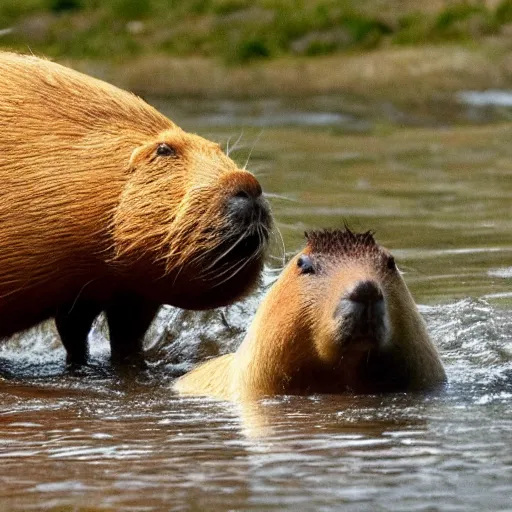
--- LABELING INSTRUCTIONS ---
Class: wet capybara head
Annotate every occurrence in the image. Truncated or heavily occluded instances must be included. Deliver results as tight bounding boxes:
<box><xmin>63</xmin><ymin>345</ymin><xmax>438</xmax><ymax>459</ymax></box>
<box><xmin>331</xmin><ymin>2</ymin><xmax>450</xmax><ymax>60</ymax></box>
<box><xmin>293</xmin><ymin>229</ymin><xmax>395</xmax><ymax>366</ymax></box>
<box><xmin>174</xmin><ymin>228</ymin><xmax>446</xmax><ymax>400</ymax></box>
<box><xmin>112</xmin><ymin>125</ymin><xmax>271</xmax><ymax>309</ymax></box>
<box><xmin>242</xmin><ymin>228</ymin><xmax>445</xmax><ymax>394</ymax></box>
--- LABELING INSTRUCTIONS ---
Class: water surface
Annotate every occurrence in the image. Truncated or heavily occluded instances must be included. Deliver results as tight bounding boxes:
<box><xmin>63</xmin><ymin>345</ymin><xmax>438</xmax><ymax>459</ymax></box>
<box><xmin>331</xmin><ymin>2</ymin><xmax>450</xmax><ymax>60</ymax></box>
<box><xmin>1</xmin><ymin>96</ymin><xmax>511</xmax><ymax>511</ymax></box>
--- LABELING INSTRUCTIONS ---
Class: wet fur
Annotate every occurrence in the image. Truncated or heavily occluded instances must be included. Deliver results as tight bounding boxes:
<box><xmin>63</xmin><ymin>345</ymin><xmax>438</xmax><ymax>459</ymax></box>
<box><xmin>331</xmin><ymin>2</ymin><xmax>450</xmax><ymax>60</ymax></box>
<box><xmin>174</xmin><ymin>229</ymin><xmax>446</xmax><ymax>400</ymax></box>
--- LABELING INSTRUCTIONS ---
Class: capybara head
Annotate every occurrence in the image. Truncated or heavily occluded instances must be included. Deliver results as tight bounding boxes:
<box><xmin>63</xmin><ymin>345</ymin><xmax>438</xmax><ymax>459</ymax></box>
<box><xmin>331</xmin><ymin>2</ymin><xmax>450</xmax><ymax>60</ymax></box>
<box><xmin>294</xmin><ymin>229</ymin><xmax>395</xmax><ymax>366</ymax></box>
<box><xmin>228</xmin><ymin>228</ymin><xmax>446</xmax><ymax>397</ymax></box>
<box><xmin>174</xmin><ymin>228</ymin><xmax>446</xmax><ymax>400</ymax></box>
<box><xmin>112</xmin><ymin>125</ymin><xmax>272</xmax><ymax>309</ymax></box>
<box><xmin>254</xmin><ymin>228</ymin><xmax>445</xmax><ymax>394</ymax></box>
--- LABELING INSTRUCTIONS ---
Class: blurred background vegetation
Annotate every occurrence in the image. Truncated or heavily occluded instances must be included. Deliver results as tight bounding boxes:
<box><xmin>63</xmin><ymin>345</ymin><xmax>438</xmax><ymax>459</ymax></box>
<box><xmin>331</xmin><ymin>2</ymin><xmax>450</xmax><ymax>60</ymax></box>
<box><xmin>1</xmin><ymin>0</ymin><xmax>512</xmax><ymax>98</ymax></box>
<box><xmin>1</xmin><ymin>0</ymin><xmax>511</xmax><ymax>63</ymax></box>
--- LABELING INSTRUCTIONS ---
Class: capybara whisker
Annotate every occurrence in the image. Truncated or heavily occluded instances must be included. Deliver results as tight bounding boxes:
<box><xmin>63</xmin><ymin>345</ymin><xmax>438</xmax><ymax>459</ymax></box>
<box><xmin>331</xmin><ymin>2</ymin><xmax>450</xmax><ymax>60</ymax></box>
<box><xmin>226</xmin><ymin>135</ymin><xmax>232</xmax><ymax>157</ymax></box>
<box><xmin>0</xmin><ymin>51</ymin><xmax>271</xmax><ymax>364</ymax></box>
<box><xmin>272</xmin><ymin>225</ymin><xmax>287</xmax><ymax>269</ymax></box>
<box><xmin>232</xmin><ymin>131</ymin><xmax>245</xmax><ymax>155</ymax></box>
<box><xmin>243</xmin><ymin>130</ymin><xmax>264</xmax><ymax>171</ymax></box>
<box><xmin>264</xmin><ymin>193</ymin><xmax>297</xmax><ymax>202</ymax></box>
<box><xmin>201</xmin><ymin>227</ymin><xmax>266</xmax><ymax>284</ymax></box>
<box><xmin>206</xmin><ymin>258</ymin><xmax>248</xmax><ymax>285</ymax></box>
<box><xmin>198</xmin><ymin>232</ymin><xmax>254</xmax><ymax>281</ymax></box>
<box><xmin>210</xmin><ymin>252</ymin><xmax>260</xmax><ymax>289</ymax></box>
<box><xmin>203</xmin><ymin>230</ymin><xmax>252</xmax><ymax>273</ymax></box>
<box><xmin>226</xmin><ymin>131</ymin><xmax>244</xmax><ymax>158</ymax></box>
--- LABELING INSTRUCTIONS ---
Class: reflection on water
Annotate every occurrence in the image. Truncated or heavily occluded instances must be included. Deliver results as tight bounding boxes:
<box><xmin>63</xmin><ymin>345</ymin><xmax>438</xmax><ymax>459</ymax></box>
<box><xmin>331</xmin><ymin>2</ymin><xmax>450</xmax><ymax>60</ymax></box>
<box><xmin>1</xmin><ymin>297</ymin><xmax>511</xmax><ymax>511</ymax></box>
<box><xmin>458</xmin><ymin>89</ymin><xmax>512</xmax><ymax>107</ymax></box>
<box><xmin>1</xmin><ymin>97</ymin><xmax>512</xmax><ymax>510</ymax></box>
<box><xmin>152</xmin><ymin>91</ymin><xmax>512</xmax><ymax>130</ymax></box>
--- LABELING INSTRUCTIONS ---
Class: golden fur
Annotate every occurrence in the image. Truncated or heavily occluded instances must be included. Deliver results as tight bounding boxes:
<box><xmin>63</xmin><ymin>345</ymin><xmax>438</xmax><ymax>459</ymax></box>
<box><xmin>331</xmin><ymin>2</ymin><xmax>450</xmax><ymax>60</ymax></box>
<box><xmin>174</xmin><ymin>229</ymin><xmax>446</xmax><ymax>400</ymax></box>
<box><xmin>0</xmin><ymin>52</ymin><xmax>270</xmax><ymax>362</ymax></box>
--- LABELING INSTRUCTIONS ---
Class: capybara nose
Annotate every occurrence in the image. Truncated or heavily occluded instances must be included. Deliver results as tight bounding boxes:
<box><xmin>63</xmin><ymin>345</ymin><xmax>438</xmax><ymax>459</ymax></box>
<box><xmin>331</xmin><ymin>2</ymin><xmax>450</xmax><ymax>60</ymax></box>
<box><xmin>227</xmin><ymin>193</ymin><xmax>271</xmax><ymax>229</ymax></box>
<box><xmin>228</xmin><ymin>170</ymin><xmax>263</xmax><ymax>200</ymax></box>
<box><xmin>347</xmin><ymin>280</ymin><xmax>383</xmax><ymax>304</ymax></box>
<box><xmin>227</xmin><ymin>177</ymin><xmax>271</xmax><ymax>229</ymax></box>
<box><xmin>337</xmin><ymin>280</ymin><xmax>385</xmax><ymax>320</ymax></box>
<box><xmin>341</xmin><ymin>280</ymin><xmax>386</xmax><ymax>338</ymax></box>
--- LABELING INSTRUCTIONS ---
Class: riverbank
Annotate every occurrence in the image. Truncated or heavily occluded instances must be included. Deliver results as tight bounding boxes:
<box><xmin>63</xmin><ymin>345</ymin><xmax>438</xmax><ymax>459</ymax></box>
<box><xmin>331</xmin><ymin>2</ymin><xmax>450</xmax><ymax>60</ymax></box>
<box><xmin>3</xmin><ymin>0</ymin><xmax>512</xmax><ymax>102</ymax></box>
<box><xmin>62</xmin><ymin>42</ymin><xmax>512</xmax><ymax>103</ymax></box>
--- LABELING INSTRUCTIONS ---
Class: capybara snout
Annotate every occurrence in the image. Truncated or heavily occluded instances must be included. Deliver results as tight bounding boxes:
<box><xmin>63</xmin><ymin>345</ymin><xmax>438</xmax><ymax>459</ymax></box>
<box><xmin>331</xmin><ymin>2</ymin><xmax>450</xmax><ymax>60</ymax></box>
<box><xmin>221</xmin><ymin>168</ymin><xmax>270</xmax><ymax>228</ymax></box>
<box><xmin>114</xmin><ymin>127</ymin><xmax>272</xmax><ymax>306</ymax></box>
<box><xmin>335</xmin><ymin>279</ymin><xmax>390</xmax><ymax>353</ymax></box>
<box><xmin>0</xmin><ymin>52</ymin><xmax>271</xmax><ymax>364</ymax></box>
<box><xmin>225</xmin><ymin>172</ymin><xmax>270</xmax><ymax>230</ymax></box>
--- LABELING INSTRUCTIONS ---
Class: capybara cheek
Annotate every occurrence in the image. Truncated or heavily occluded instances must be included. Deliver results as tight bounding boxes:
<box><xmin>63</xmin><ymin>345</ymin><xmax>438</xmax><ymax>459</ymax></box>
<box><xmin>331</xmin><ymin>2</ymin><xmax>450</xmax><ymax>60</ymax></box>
<box><xmin>312</xmin><ymin>314</ymin><xmax>343</xmax><ymax>363</ymax></box>
<box><xmin>110</xmin><ymin>182</ymin><xmax>178</xmax><ymax>269</ymax></box>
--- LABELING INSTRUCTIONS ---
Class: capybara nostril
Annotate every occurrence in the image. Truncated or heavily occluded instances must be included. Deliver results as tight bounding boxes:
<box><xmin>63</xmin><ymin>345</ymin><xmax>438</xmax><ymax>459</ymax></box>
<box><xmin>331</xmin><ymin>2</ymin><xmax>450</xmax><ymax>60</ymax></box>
<box><xmin>234</xmin><ymin>189</ymin><xmax>252</xmax><ymax>200</ymax></box>
<box><xmin>347</xmin><ymin>280</ymin><xmax>383</xmax><ymax>304</ymax></box>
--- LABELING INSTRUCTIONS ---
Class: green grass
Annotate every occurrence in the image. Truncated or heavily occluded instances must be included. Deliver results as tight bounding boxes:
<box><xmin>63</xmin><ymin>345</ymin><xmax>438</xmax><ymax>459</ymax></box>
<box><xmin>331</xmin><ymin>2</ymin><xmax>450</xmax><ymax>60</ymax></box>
<box><xmin>1</xmin><ymin>0</ymin><xmax>512</xmax><ymax>63</ymax></box>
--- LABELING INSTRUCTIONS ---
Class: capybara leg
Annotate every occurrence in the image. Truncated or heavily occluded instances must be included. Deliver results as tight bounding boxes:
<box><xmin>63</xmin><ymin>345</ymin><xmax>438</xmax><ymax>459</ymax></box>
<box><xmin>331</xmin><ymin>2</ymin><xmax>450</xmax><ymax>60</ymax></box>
<box><xmin>55</xmin><ymin>301</ymin><xmax>102</xmax><ymax>365</ymax></box>
<box><xmin>106</xmin><ymin>295</ymin><xmax>160</xmax><ymax>364</ymax></box>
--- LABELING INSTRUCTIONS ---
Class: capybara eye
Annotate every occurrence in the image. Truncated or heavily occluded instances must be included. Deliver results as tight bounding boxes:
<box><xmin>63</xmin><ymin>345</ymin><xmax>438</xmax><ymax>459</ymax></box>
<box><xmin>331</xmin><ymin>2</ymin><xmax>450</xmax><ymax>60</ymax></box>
<box><xmin>156</xmin><ymin>143</ymin><xmax>177</xmax><ymax>157</ymax></box>
<box><xmin>387</xmin><ymin>255</ymin><xmax>396</xmax><ymax>271</ymax></box>
<box><xmin>297</xmin><ymin>255</ymin><xmax>315</xmax><ymax>275</ymax></box>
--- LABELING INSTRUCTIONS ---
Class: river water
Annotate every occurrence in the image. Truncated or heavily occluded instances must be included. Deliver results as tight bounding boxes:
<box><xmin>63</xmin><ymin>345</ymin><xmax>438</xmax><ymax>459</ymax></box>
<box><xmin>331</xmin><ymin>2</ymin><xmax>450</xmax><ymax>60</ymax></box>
<box><xmin>0</xmin><ymin>95</ymin><xmax>511</xmax><ymax>511</ymax></box>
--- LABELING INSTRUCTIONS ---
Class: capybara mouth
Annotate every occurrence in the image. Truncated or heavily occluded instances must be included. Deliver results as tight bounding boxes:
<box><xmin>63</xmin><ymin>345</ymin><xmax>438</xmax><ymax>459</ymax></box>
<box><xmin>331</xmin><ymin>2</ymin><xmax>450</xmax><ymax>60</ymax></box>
<box><xmin>210</xmin><ymin>194</ymin><xmax>272</xmax><ymax>274</ymax></box>
<box><xmin>211</xmin><ymin>225</ymin><xmax>270</xmax><ymax>275</ymax></box>
<box><xmin>342</xmin><ymin>334</ymin><xmax>383</xmax><ymax>352</ymax></box>
<box><xmin>338</xmin><ymin>312</ymin><xmax>390</xmax><ymax>352</ymax></box>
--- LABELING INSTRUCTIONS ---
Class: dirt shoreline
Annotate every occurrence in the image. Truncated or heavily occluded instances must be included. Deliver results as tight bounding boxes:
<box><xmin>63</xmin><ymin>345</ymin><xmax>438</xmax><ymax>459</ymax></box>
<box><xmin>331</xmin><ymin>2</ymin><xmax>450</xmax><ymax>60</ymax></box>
<box><xmin>63</xmin><ymin>43</ymin><xmax>512</xmax><ymax>101</ymax></box>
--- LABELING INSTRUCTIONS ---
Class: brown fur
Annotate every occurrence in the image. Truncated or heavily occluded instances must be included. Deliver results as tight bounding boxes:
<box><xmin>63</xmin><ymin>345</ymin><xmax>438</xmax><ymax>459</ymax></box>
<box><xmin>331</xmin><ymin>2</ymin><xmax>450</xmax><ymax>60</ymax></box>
<box><xmin>0</xmin><ymin>52</ymin><xmax>270</xmax><ymax>363</ymax></box>
<box><xmin>174</xmin><ymin>229</ymin><xmax>446</xmax><ymax>400</ymax></box>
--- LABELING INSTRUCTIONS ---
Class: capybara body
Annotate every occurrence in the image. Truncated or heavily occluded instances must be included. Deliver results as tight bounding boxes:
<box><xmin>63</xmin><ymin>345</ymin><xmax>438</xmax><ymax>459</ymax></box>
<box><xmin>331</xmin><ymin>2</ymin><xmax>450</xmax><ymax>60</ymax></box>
<box><xmin>174</xmin><ymin>229</ymin><xmax>446</xmax><ymax>400</ymax></box>
<box><xmin>0</xmin><ymin>52</ymin><xmax>271</xmax><ymax>364</ymax></box>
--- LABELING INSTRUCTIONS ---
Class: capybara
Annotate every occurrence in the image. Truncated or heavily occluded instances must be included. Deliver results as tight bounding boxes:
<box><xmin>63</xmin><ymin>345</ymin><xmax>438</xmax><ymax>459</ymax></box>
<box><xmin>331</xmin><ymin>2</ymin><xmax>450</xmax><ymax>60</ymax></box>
<box><xmin>0</xmin><ymin>52</ymin><xmax>271</xmax><ymax>364</ymax></box>
<box><xmin>174</xmin><ymin>229</ymin><xmax>446</xmax><ymax>400</ymax></box>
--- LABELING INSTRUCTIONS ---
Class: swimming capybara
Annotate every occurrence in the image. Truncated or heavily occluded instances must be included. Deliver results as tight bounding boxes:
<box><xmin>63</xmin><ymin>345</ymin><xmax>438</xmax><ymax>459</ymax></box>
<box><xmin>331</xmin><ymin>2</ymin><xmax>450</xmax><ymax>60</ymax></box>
<box><xmin>0</xmin><ymin>52</ymin><xmax>271</xmax><ymax>364</ymax></box>
<box><xmin>174</xmin><ymin>229</ymin><xmax>446</xmax><ymax>400</ymax></box>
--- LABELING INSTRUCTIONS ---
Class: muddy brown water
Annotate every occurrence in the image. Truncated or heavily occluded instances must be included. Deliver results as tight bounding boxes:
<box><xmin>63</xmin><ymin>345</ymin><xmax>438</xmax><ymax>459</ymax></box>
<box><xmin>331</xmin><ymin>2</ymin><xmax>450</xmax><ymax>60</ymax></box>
<box><xmin>1</xmin><ymin>95</ymin><xmax>511</xmax><ymax>511</ymax></box>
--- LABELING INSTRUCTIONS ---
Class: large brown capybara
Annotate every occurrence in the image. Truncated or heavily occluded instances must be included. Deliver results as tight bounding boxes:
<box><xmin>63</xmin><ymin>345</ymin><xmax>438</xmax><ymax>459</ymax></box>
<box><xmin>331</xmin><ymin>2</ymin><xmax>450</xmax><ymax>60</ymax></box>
<box><xmin>174</xmin><ymin>229</ymin><xmax>446</xmax><ymax>400</ymax></box>
<box><xmin>0</xmin><ymin>52</ymin><xmax>271</xmax><ymax>365</ymax></box>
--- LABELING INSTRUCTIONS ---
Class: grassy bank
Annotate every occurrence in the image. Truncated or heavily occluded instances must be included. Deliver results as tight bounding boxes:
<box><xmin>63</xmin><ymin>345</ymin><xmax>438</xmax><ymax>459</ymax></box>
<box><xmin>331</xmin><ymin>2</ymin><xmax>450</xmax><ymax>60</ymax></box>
<box><xmin>1</xmin><ymin>0</ymin><xmax>512</xmax><ymax>63</ymax></box>
<box><xmin>2</xmin><ymin>1</ymin><xmax>512</xmax><ymax>99</ymax></box>
<box><xmin>65</xmin><ymin>43</ymin><xmax>512</xmax><ymax>101</ymax></box>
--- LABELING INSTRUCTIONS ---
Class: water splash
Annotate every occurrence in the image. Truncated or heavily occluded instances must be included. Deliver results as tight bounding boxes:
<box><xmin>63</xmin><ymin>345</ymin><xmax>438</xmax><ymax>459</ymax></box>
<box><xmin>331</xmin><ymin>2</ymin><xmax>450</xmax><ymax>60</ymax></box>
<box><xmin>421</xmin><ymin>298</ymin><xmax>512</xmax><ymax>402</ymax></box>
<box><xmin>1</xmin><ymin>289</ymin><xmax>511</xmax><ymax>405</ymax></box>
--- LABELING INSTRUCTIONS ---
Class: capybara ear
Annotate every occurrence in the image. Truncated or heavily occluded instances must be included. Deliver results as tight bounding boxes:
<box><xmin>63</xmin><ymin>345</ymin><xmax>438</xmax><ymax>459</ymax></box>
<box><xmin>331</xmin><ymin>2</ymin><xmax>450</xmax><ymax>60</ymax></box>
<box><xmin>128</xmin><ymin>143</ymin><xmax>152</xmax><ymax>173</ymax></box>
